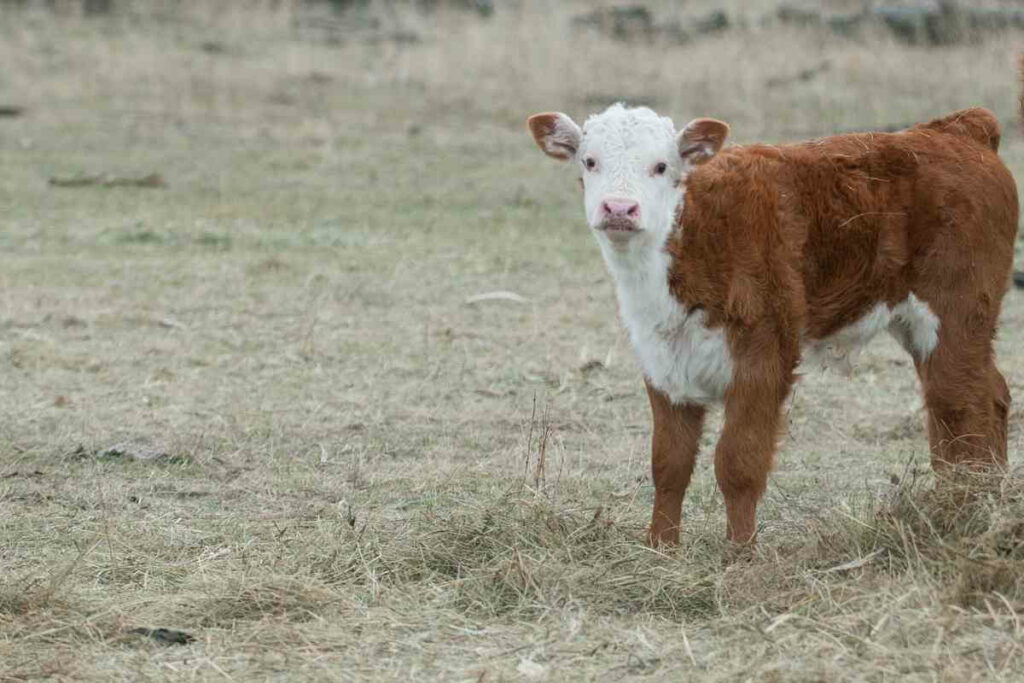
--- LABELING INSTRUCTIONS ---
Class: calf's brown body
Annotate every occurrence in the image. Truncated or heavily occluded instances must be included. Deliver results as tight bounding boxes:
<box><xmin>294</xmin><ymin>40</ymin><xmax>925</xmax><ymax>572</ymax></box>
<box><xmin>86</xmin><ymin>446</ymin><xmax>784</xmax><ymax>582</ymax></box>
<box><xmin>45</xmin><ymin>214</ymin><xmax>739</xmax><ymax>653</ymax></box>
<box><xmin>649</xmin><ymin>108</ymin><xmax>1017</xmax><ymax>545</ymax></box>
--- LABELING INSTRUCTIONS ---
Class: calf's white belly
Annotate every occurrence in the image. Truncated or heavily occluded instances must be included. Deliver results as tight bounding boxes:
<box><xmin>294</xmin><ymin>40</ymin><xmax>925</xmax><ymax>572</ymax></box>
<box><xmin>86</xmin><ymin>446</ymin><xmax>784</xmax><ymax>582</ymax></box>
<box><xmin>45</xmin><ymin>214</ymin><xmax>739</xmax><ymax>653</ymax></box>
<box><xmin>620</xmin><ymin>293</ymin><xmax>939</xmax><ymax>407</ymax></box>
<box><xmin>803</xmin><ymin>294</ymin><xmax>940</xmax><ymax>372</ymax></box>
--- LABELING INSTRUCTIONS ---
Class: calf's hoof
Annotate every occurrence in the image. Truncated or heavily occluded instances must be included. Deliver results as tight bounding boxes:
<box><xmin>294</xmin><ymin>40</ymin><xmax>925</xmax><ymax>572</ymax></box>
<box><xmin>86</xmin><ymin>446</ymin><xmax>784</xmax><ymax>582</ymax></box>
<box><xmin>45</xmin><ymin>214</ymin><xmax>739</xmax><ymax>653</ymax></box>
<box><xmin>646</xmin><ymin>524</ymin><xmax>680</xmax><ymax>548</ymax></box>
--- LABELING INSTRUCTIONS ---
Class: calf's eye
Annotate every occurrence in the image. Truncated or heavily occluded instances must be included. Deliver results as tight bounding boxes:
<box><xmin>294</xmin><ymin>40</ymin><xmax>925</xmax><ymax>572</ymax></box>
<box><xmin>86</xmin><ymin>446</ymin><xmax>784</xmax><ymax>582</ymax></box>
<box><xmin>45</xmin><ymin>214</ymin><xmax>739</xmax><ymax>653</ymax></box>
<box><xmin>584</xmin><ymin>157</ymin><xmax>597</xmax><ymax>171</ymax></box>
<box><xmin>653</xmin><ymin>162</ymin><xmax>668</xmax><ymax>176</ymax></box>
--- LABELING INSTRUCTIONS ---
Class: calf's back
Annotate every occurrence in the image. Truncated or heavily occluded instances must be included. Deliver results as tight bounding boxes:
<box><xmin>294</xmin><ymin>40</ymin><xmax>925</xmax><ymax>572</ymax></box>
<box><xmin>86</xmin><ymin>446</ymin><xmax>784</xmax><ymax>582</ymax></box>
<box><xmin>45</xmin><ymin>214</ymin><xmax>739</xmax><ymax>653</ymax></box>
<box><xmin>672</xmin><ymin>107</ymin><xmax>1018</xmax><ymax>343</ymax></box>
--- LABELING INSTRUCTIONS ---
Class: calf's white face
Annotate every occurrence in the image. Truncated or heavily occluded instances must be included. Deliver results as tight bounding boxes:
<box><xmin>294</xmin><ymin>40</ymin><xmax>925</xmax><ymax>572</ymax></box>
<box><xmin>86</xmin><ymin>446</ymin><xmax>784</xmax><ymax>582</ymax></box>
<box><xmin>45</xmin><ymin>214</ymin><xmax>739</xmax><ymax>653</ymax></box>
<box><xmin>527</xmin><ymin>104</ymin><xmax>729</xmax><ymax>250</ymax></box>
<box><xmin>526</xmin><ymin>105</ymin><xmax>737</xmax><ymax>407</ymax></box>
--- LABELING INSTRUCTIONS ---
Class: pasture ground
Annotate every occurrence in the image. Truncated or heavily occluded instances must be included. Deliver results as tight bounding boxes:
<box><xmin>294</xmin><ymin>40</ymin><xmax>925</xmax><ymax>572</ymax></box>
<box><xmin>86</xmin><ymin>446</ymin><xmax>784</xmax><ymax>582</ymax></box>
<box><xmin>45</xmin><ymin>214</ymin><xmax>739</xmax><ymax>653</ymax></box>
<box><xmin>4</xmin><ymin>2</ymin><xmax>1024</xmax><ymax>680</ymax></box>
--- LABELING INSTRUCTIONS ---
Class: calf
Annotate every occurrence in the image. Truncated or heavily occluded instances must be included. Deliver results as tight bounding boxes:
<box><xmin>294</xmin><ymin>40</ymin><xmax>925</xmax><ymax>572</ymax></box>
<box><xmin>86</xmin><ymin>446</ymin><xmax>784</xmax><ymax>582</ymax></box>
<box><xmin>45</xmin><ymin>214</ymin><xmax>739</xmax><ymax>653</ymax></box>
<box><xmin>527</xmin><ymin>104</ymin><xmax>1017</xmax><ymax>546</ymax></box>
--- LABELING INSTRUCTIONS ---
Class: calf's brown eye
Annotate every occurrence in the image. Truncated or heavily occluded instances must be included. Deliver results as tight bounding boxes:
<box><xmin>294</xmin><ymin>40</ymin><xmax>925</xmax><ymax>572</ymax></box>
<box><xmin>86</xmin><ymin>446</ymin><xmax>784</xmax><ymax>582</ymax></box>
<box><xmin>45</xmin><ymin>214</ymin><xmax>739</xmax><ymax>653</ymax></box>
<box><xmin>584</xmin><ymin>157</ymin><xmax>596</xmax><ymax>171</ymax></box>
<box><xmin>653</xmin><ymin>162</ymin><xmax>668</xmax><ymax>176</ymax></box>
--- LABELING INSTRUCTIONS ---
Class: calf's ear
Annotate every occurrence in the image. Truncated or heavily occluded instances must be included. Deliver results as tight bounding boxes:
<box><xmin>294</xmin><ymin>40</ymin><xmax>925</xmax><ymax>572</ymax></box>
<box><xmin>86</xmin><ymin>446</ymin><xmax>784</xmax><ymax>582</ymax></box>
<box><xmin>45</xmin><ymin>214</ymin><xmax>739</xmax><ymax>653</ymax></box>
<box><xmin>527</xmin><ymin>112</ymin><xmax>582</xmax><ymax>161</ymax></box>
<box><xmin>677</xmin><ymin>118</ymin><xmax>729</xmax><ymax>166</ymax></box>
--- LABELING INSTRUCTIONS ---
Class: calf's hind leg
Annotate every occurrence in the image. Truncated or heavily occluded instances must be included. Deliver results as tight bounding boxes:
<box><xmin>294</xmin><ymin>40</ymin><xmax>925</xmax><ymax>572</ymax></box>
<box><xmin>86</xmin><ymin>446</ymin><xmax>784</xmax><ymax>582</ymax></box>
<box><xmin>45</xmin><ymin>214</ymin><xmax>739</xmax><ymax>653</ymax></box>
<box><xmin>914</xmin><ymin>315</ymin><xmax>1009</xmax><ymax>470</ymax></box>
<box><xmin>988</xmin><ymin>363</ymin><xmax>1011</xmax><ymax>465</ymax></box>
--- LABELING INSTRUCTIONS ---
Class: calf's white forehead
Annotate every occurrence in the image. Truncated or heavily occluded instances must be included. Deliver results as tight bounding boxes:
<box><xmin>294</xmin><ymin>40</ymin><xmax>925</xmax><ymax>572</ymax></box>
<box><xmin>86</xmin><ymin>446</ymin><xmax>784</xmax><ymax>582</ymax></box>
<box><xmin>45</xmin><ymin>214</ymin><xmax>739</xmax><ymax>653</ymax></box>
<box><xmin>580</xmin><ymin>104</ymin><xmax>676</xmax><ymax>154</ymax></box>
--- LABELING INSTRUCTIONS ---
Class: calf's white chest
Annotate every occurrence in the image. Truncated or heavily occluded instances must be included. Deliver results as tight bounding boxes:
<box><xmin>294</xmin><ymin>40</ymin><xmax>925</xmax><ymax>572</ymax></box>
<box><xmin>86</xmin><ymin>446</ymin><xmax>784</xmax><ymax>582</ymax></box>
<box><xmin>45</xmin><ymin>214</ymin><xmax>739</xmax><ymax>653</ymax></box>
<box><xmin>603</xmin><ymin>243</ymin><xmax>734</xmax><ymax>406</ymax></box>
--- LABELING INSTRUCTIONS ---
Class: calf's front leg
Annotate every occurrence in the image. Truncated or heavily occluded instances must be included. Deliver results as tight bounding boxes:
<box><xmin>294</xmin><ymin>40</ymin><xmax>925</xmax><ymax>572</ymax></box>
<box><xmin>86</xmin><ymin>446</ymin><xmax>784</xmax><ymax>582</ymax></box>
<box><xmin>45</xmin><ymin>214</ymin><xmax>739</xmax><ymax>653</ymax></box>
<box><xmin>714</xmin><ymin>362</ymin><xmax>793</xmax><ymax>545</ymax></box>
<box><xmin>645</xmin><ymin>381</ymin><xmax>706</xmax><ymax>547</ymax></box>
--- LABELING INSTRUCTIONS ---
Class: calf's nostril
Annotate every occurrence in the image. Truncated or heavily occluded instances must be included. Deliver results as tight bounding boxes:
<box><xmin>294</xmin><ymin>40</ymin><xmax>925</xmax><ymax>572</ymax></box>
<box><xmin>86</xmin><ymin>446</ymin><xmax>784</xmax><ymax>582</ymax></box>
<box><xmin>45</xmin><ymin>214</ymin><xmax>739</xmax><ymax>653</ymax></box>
<box><xmin>603</xmin><ymin>199</ymin><xmax>640</xmax><ymax>218</ymax></box>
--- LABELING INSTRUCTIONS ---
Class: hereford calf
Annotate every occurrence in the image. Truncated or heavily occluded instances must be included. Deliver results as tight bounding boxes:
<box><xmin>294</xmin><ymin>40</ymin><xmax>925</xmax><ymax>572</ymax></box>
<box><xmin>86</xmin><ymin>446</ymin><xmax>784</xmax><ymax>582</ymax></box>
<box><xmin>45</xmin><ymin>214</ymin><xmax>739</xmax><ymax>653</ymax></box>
<box><xmin>527</xmin><ymin>104</ymin><xmax>1017</xmax><ymax>546</ymax></box>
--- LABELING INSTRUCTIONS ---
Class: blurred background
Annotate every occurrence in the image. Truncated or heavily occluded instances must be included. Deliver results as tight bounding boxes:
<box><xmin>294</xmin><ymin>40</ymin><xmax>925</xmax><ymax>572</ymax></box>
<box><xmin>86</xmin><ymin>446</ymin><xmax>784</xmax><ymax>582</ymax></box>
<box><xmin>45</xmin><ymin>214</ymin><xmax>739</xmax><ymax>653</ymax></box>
<box><xmin>4</xmin><ymin>0</ymin><xmax>1023</xmax><ymax>261</ymax></box>
<box><xmin>5</xmin><ymin>0</ymin><xmax>1023</xmax><ymax>131</ymax></box>
<box><xmin>4</xmin><ymin>0</ymin><xmax>1023</xmax><ymax>230</ymax></box>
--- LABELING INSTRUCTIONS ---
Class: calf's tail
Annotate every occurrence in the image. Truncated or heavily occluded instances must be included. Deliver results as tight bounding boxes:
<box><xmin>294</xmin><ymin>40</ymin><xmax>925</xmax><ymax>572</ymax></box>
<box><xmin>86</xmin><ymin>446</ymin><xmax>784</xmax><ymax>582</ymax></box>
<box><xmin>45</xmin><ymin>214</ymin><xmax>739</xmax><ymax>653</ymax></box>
<box><xmin>913</xmin><ymin>107</ymin><xmax>1001</xmax><ymax>152</ymax></box>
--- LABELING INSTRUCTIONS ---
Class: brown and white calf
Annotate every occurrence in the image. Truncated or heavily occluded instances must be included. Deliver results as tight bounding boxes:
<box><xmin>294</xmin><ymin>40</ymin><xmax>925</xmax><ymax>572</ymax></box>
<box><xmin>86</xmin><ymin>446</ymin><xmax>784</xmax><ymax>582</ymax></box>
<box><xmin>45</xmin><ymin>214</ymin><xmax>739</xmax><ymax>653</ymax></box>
<box><xmin>527</xmin><ymin>104</ymin><xmax>1017</xmax><ymax>546</ymax></box>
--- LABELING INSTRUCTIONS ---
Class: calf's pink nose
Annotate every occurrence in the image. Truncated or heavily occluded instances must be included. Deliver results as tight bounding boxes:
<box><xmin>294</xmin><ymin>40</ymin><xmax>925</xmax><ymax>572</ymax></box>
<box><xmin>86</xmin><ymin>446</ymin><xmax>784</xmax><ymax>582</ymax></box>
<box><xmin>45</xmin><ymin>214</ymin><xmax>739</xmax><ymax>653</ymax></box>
<box><xmin>602</xmin><ymin>199</ymin><xmax>640</xmax><ymax>219</ymax></box>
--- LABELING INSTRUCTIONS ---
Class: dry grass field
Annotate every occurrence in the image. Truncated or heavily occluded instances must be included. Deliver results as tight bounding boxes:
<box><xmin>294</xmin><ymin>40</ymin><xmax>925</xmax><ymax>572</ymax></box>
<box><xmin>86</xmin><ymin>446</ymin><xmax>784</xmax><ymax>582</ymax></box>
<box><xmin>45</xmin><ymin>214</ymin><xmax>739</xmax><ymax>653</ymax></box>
<box><xmin>4</xmin><ymin>1</ymin><xmax>1024</xmax><ymax>680</ymax></box>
